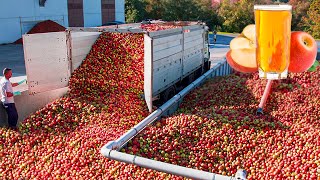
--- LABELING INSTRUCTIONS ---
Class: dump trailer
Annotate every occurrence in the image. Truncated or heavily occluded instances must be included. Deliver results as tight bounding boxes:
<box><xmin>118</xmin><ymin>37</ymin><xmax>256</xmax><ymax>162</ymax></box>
<box><xmin>22</xmin><ymin>22</ymin><xmax>210</xmax><ymax>112</ymax></box>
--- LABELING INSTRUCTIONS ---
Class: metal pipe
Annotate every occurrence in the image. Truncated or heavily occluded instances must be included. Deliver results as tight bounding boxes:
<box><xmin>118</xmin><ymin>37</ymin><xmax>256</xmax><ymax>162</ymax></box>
<box><xmin>100</xmin><ymin>141</ymin><xmax>114</xmax><ymax>157</ymax></box>
<box><xmin>103</xmin><ymin>150</ymin><xmax>241</xmax><ymax>180</ymax></box>
<box><xmin>100</xmin><ymin>61</ymin><xmax>247</xmax><ymax>179</ymax></box>
<box><xmin>158</xmin><ymin>94</ymin><xmax>181</xmax><ymax>112</ymax></box>
<box><xmin>112</xmin><ymin>110</ymin><xmax>163</xmax><ymax>150</ymax></box>
<box><xmin>111</xmin><ymin>62</ymin><xmax>223</xmax><ymax>150</ymax></box>
<box><xmin>101</xmin><ymin>64</ymin><xmax>219</xmax><ymax>152</ymax></box>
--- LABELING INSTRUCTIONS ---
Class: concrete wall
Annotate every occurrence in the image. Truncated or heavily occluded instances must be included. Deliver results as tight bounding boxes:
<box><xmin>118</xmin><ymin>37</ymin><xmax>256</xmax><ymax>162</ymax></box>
<box><xmin>82</xmin><ymin>0</ymin><xmax>125</xmax><ymax>27</ymax></box>
<box><xmin>115</xmin><ymin>0</ymin><xmax>125</xmax><ymax>23</ymax></box>
<box><xmin>0</xmin><ymin>88</ymin><xmax>68</xmax><ymax>127</ymax></box>
<box><xmin>83</xmin><ymin>0</ymin><xmax>102</xmax><ymax>27</ymax></box>
<box><xmin>0</xmin><ymin>0</ymin><xmax>68</xmax><ymax>44</ymax></box>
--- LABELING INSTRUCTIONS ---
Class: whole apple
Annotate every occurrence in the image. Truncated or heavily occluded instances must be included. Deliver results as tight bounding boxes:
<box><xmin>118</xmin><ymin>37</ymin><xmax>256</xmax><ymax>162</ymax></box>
<box><xmin>288</xmin><ymin>31</ymin><xmax>317</xmax><ymax>73</ymax></box>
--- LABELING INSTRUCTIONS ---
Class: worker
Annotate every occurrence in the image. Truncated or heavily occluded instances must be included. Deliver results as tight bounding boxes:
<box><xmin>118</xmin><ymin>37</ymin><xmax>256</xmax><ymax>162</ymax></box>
<box><xmin>213</xmin><ymin>30</ymin><xmax>217</xmax><ymax>44</ymax></box>
<box><xmin>0</xmin><ymin>68</ymin><xmax>26</xmax><ymax>130</ymax></box>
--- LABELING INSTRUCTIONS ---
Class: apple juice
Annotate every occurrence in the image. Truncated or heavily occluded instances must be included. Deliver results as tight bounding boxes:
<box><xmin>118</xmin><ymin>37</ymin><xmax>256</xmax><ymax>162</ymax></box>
<box><xmin>254</xmin><ymin>5</ymin><xmax>292</xmax><ymax>79</ymax></box>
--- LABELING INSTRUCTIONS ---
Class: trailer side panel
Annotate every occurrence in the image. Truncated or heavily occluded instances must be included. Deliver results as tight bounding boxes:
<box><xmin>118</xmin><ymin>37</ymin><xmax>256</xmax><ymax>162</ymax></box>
<box><xmin>23</xmin><ymin>32</ymin><xmax>70</xmax><ymax>94</ymax></box>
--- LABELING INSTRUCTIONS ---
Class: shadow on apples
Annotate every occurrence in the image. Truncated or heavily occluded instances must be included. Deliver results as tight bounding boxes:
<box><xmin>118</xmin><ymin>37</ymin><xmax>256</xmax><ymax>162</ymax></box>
<box><xmin>175</xmin><ymin>72</ymin><xmax>289</xmax><ymax>131</ymax></box>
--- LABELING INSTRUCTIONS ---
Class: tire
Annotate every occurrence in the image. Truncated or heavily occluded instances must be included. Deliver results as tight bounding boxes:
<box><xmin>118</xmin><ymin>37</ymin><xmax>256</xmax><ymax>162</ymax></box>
<box><xmin>204</xmin><ymin>61</ymin><xmax>211</xmax><ymax>72</ymax></box>
<box><xmin>187</xmin><ymin>72</ymin><xmax>195</xmax><ymax>84</ymax></box>
<box><xmin>161</xmin><ymin>85</ymin><xmax>176</xmax><ymax>103</ymax></box>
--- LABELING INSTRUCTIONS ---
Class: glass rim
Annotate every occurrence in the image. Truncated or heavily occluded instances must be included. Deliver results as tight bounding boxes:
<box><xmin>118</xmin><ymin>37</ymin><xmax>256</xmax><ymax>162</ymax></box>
<box><xmin>254</xmin><ymin>4</ymin><xmax>292</xmax><ymax>11</ymax></box>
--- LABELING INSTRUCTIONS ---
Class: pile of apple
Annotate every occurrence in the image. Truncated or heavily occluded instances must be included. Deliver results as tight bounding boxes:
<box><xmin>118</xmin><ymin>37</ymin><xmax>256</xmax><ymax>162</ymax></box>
<box><xmin>125</xmin><ymin>66</ymin><xmax>319</xmax><ymax>179</ymax></box>
<box><xmin>123</xmin><ymin>25</ymin><xmax>319</xmax><ymax>179</ymax></box>
<box><xmin>140</xmin><ymin>23</ymin><xmax>179</xmax><ymax>32</ymax></box>
<box><xmin>1</xmin><ymin>22</ymin><xmax>318</xmax><ymax>179</ymax></box>
<box><xmin>0</xmin><ymin>26</ymin><xmax>187</xmax><ymax>179</ymax></box>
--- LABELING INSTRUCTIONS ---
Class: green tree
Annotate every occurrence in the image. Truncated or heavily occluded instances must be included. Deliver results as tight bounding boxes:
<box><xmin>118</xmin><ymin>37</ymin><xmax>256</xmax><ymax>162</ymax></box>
<box><xmin>289</xmin><ymin>0</ymin><xmax>311</xmax><ymax>31</ymax></box>
<box><xmin>145</xmin><ymin>0</ymin><xmax>166</xmax><ymax>20</ymax></box>
<box><xmin>162</xmin><ymin>0</ymin><xmax>200</xmax><ymax>21</ymax></box>
<box><xmin>218</xmin><ymin>0</ymin><xmax>256</xmax><ymax>33</ymax></box>
<box><xmin>194</xmin><ymin>0</ymin><xmax>222</xmax><ymax>30</ymax></box>
<box><xmin>125</xmin><ymin>0</ymin><xmax>148</xmax><ymax>23</ymax></box>
<box><xmin>217</xmin><ymin>0</ymin><xmax>289</xmax><ymax>33</ymax></box>
<box><xmin>217</xmin><ymin>0</ymin><xmax>235</xmax><ymax>32</ymax></box>
<box><xmin>301</xmin><ymin>0</ymin><xmax>320</xmax><ymax>39</ymax></box>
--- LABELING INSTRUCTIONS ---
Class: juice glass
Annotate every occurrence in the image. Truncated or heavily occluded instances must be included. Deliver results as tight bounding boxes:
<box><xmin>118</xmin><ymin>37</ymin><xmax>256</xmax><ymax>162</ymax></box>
<box><xmin>254</xmin><ymin>5</ymin><xmax>292</xmax><ymax>79</ymax></box>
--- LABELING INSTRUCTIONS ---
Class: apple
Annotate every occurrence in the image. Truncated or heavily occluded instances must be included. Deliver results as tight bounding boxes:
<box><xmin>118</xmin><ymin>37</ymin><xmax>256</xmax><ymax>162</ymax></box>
<box><xmin>126</xmin><ymin>66</ymin><xmax>320</xmax><ymax>179</ymax></box>
<box><xmin>227</xmin><ymin>24</ymin><xmax>258</xmax><ymax>73</ymax></box>
<box><xmin>228</xmin><ymin>26</ymin><xmax>318</xmax><ymax>74</ymax></box>
<box><xmin>140</xmin><ymin>23</ymin><xmax>179</xmax><ymax>31</ymax></box>
<box><xmin>226</xmin><ymin>50</ymin><xmax>258</xmax><ymax>73</ymax></box>
<box><xmin>288</xmin><ymin>31</ymin><xmax>317</xmax><ymax>73</ymax></box>
<box><xmin>2</xmin><ymin>23</ymin><xmax>320</xmax><ymax>179</ymax></box>
<box><xmin>241</xmin><ymin>24</ymin><xmax>256</xmax><ymax>43</ymax></box>
<box><xmin>1</xmin><ymin>25</ymin><xmax>188</xmax><ymax>179</ymax></box>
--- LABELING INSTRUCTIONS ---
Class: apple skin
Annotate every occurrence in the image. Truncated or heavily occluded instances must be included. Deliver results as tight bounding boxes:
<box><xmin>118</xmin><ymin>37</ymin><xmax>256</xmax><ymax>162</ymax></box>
<box><xmin>227</xmin><ymin>24</ymin><xmax>258</xmax><ymax>73</ymax></box>
<box><xmin>288</xmin><ymin>31</ymin><xmax>317</xmax><ymax>73</ymax></box>
<box><xmin>226</xmin><ymin>50</ymin><xmax>258</xmax><ymax>73</ymax></box>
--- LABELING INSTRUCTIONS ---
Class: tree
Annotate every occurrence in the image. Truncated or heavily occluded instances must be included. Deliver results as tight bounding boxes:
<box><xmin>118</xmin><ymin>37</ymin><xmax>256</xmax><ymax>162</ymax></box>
<box><xmin>217</xmin><ymin>0</ymin><xmax>256</xmax><ymax>33</ymax></box>
<box><xmin>194</xmin><ymin>0</ymin><xmax>222</xmax><ymax>30</ymax></box>
<box><xmin>217</xmin><ymin>0</ymin><xmax>236</xmax><ymax>32</ymax></box>
<box><xmin>301</xmin><ymin>0</ymin><xmax>320</xmax><ymax>39</ymax></box>
<box><xmin>125</xmin><ymin>0</ymin><xmax>222</xmax><ymax>28</ymax></box>
<box><xmin>289</xmin><ymin>0</ymin><xmax>311</xmax><ymax>31</ymax></box>
<box><xmin>162</xmin><ymin>0</ymin><xmax>200</xmax><ymax>21</ymax></box>
<box><xmin>125</xmin><ymin>0</ymin><xmax>148</xmax><ymax>23</ymax></box>
<box><xmin>145</xmin><ymin>0</ymin><xmax>166</xmax><ymax>20</ymax></box>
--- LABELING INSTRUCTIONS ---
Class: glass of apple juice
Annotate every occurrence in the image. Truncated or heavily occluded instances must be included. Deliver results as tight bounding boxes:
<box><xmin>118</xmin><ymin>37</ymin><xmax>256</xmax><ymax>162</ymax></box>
<box><xmin>254</xmin><ymin>5</ymin><xmax>292</xmax><ymax>79</ymax></box>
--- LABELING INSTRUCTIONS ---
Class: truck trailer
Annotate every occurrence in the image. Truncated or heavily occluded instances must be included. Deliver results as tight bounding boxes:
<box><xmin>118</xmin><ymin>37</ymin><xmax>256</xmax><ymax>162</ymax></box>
<box><xmin>22</xmin><ymin>21</ymin><xmax>211</xmax><ymax>112</ymax></box>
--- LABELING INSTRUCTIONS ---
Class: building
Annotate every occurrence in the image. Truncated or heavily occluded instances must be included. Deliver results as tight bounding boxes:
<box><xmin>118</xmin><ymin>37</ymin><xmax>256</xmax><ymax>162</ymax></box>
<box><xmin>0</xmin><ymin>0</ymin><xmax>125</xmax><ymax>44</ymax></box>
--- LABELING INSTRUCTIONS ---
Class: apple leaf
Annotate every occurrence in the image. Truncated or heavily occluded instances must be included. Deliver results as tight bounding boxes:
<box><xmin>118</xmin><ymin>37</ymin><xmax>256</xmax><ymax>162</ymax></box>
<box><xmin>308</xmin><ymin>60</ymin><xmax>319</xmax><ymax>72</ymax></box>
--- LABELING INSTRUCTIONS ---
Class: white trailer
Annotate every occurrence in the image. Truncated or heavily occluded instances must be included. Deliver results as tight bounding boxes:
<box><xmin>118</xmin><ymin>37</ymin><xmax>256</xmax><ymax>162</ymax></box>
<box><xmin>22</xmin><ymin>22</ymin><xmax>210</xmax><ymax>112</ymax></box>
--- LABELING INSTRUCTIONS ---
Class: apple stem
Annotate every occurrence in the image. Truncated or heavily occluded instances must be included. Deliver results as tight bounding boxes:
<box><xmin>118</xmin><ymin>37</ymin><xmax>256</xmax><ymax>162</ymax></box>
<box><xmin>257</xmin><ymin>80</ymin><xmax>273</xmax><ymax>115</ymax></box>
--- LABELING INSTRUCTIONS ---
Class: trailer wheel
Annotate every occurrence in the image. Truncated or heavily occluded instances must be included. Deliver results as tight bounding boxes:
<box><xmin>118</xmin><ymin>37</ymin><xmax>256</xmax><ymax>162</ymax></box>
<box><xmin>195</xmin><ymin>67</ymin><xmax>203</xmax><ymax>78</ymax></box>
<box><xmin>204</xmin><ymin>61</ymin><xmax>211</xmax><ymax>72</ymax></box>
<box><xmin>187</xmin><ymin>72</ymin><xmax>195</xmax><ymax>84</ymax></box>
<box><xmin>162</xmin><ymin>85</ymin><xmax>176</xmax><ymax>103</ymax></box>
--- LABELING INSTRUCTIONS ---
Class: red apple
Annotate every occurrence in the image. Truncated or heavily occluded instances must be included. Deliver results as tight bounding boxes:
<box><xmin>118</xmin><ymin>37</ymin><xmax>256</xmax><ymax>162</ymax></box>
<box><xmin>288</xmin><ymin>31</ymin><xmax>317</xmax><ymax>73</ymax></box>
